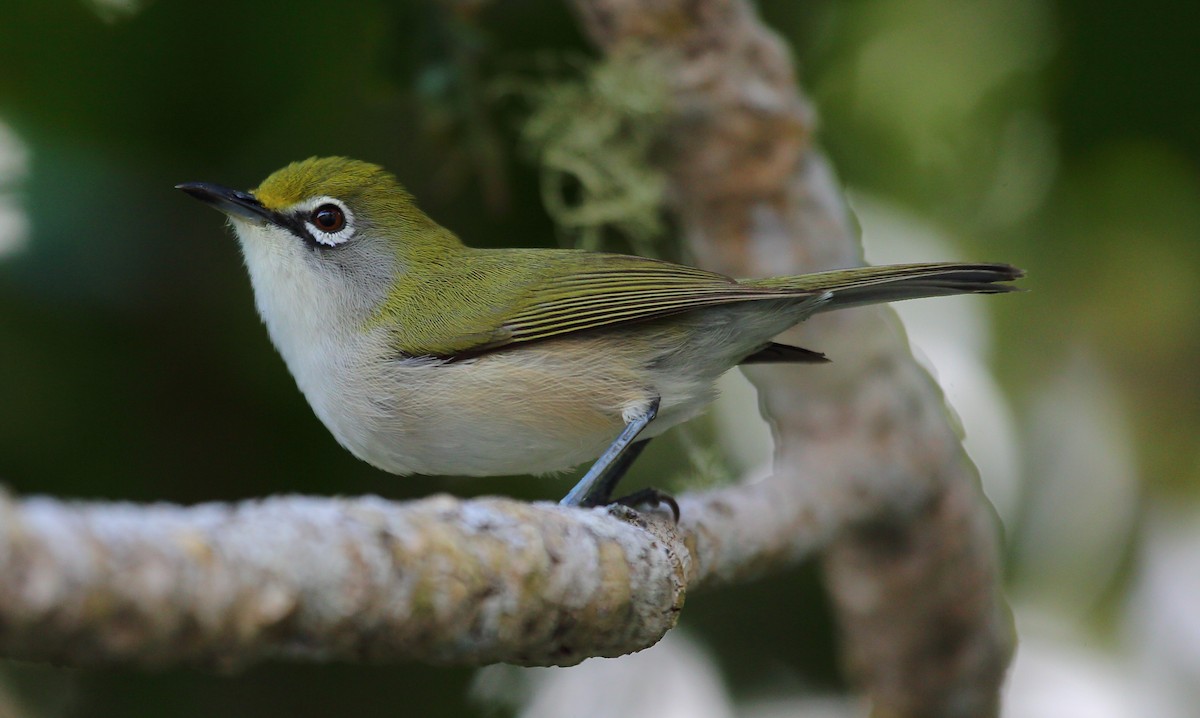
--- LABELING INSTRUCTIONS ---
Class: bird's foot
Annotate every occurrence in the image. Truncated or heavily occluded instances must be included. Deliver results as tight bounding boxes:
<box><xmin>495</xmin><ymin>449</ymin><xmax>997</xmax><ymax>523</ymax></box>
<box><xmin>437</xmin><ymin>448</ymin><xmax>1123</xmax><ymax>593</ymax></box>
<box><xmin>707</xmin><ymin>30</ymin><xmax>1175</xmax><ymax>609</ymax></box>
<box><xmin>611</xmin><ymin>488</ymin><xmax>680</xmax><ymax>523</ymax></box>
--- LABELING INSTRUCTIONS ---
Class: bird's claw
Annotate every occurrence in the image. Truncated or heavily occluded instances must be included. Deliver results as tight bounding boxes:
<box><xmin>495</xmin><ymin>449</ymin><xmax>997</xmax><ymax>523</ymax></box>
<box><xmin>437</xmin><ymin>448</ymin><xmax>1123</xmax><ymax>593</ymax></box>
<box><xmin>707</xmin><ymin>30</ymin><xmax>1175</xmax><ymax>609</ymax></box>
<box><xmin>612</xmin><ymin>488</ymin><xmax>680</xmax><ymax>523</ymax></box>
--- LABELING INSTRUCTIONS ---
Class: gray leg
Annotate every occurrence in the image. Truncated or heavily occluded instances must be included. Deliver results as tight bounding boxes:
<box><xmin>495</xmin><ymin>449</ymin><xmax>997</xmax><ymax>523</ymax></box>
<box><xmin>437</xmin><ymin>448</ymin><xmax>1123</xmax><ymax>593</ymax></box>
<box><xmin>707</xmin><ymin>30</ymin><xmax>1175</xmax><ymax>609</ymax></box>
<box><xmin>560</xmin><ymin>397</ymin><xmax>660</xmax><ymax>508</ymax></box>
<box><xmin>587</xmin><ymin>438</ymin><xmax>652</xmax><ymax>505</ymax></box>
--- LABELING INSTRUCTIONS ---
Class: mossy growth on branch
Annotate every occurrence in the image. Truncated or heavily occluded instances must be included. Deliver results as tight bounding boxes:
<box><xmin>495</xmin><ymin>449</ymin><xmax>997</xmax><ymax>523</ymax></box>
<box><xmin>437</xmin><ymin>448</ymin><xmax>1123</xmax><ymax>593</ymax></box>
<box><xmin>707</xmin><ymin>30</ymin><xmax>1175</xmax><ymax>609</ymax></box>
<box><xmin>499</xmin><ymin>53</ymin><xmax>672</xmax><ymax>256</ymax></box>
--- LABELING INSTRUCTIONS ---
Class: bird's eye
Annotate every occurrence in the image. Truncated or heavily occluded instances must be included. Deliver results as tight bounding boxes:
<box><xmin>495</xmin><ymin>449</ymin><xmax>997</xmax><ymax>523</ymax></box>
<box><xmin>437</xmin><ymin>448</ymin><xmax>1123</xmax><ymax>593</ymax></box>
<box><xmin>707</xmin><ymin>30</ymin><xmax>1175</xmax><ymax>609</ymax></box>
<box><xmin>310</xmin><ymin>204</ymin><xmax>346</xmax><ymax>233</ymax></box>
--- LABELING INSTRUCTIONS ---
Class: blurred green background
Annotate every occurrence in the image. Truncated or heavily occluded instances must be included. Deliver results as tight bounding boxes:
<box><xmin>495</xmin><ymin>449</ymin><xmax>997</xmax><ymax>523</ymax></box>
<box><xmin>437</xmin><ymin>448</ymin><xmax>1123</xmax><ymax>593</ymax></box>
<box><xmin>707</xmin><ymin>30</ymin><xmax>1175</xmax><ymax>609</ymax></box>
<box><xmin>1</xmin><ymin>1</ymin><xmax>1197</xmax><ymax>716</ymax></box>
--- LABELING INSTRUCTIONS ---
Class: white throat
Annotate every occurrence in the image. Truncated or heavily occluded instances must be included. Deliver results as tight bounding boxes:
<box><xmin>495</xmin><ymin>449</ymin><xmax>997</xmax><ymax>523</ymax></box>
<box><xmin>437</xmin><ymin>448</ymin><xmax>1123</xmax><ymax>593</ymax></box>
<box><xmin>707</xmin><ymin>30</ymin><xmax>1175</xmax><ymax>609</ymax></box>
<box><xmin>230</xmin><ymin>220</ymin><xmax>388</xmax><ymax>441</ymax></box>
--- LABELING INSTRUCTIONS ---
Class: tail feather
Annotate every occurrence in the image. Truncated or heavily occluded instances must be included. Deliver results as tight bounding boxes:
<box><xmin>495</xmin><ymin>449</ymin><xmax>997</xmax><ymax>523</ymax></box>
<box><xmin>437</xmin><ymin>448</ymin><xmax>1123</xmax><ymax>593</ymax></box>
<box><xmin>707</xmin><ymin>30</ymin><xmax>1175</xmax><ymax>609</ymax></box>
<box><xmin>747</xmin><ymin>262</ymin><xmax>1024</xmax><ymax>312</ymax></box>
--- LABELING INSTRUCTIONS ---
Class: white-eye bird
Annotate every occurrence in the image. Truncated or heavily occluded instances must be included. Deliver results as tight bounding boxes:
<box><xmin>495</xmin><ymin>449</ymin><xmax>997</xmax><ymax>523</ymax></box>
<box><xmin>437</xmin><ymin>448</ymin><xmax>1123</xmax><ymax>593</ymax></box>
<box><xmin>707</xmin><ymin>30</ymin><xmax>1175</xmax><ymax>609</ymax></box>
<box><xmin>179</xmin><ymin>157</ymin><xmax>1021</xmax><ymax>515</ymax></box>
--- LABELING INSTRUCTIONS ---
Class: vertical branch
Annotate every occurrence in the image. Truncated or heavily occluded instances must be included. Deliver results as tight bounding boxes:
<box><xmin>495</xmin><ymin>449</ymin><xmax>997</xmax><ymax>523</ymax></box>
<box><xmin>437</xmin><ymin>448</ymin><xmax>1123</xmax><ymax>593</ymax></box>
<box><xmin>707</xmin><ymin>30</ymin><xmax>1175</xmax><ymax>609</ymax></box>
<box><xmin>566</xmin><ymin>1</ymin><xmax>1013</xmax><ymax>715</ymax></box>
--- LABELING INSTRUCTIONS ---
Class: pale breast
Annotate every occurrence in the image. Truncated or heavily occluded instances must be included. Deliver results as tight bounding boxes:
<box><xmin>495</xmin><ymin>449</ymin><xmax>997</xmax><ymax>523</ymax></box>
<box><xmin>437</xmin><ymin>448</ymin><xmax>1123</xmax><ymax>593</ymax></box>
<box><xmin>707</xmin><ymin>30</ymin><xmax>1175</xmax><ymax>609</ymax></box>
<box><xmin>332</xmin><ymin>333</ymin><xmax>720</xmax><ymax>477</ymax></box>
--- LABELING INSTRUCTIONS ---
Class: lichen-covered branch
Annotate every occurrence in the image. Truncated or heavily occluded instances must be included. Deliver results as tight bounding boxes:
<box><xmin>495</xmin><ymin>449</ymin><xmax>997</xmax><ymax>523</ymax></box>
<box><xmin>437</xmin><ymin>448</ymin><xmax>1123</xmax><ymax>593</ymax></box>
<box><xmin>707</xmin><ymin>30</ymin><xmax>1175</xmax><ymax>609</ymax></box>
<box><xmin>0</xmin><ymin>478</ymin><xmax>844</xmax><ymax>669</ymax></box>
<box><xmin>567</xmin><ymin>1</ymin><xmax>1014</xmax><ymax>716</ymax></box>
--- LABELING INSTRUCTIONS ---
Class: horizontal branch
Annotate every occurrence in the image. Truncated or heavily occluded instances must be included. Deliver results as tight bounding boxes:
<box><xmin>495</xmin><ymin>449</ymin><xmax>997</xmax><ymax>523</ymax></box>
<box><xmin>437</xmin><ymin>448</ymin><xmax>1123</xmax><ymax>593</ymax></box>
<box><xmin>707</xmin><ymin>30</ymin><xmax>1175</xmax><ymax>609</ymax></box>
<box><xmin>0</xmin><ymin>475</ymin><xmax>836</xmax><ymax>669</ymax></box>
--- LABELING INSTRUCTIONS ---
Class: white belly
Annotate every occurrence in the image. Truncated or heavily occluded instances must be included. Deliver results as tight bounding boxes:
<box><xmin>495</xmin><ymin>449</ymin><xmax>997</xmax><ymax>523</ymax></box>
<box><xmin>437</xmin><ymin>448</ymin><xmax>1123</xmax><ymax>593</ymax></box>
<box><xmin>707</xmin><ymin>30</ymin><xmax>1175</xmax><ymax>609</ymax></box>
<box><xmin>304</xmin><ymin>333</ymin><xmax>720</xmax><ymax>477</ymax></box>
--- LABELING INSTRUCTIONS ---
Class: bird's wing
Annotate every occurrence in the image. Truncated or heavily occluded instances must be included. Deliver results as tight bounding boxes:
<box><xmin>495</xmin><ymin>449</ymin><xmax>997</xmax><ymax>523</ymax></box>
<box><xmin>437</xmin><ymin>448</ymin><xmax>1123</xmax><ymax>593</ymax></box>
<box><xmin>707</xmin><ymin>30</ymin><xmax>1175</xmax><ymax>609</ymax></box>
<box><xmin>493</xmin><ymin>257</ymin><xmax>807</xmax><ymax>349</ymax></box>
<box><xmin>389</xmin><ymin>250</ymin><xmax>816</xmax><ymax>360</ymax></box>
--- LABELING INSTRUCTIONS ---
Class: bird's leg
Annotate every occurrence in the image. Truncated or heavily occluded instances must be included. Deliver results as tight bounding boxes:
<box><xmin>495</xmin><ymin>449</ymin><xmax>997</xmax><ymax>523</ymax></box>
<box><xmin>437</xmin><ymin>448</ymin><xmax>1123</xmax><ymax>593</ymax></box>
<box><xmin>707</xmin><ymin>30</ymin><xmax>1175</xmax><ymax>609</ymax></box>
<box><xmin>585</xmin><ymin>438</ymin><xmax>652</xmax><ymax>503</ymax></box>
<box><xmin>582</xmin><ymin>438</ymin><xmax>681</xmax><ymax>522</ymax></box>
<box><xmin>560</xmin><ymin>397</ymin><xmax>659</xmax><ymax>509</ymax></box>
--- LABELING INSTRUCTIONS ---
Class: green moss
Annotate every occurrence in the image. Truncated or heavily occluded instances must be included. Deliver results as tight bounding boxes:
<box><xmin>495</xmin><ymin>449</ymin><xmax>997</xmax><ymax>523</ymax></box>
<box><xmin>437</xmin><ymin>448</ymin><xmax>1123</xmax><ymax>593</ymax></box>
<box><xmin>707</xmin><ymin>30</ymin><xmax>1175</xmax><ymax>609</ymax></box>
<box><xmin>500</xmin><ymin>53</ymin><xmax>672</xmax><ymax>256</ymax></box>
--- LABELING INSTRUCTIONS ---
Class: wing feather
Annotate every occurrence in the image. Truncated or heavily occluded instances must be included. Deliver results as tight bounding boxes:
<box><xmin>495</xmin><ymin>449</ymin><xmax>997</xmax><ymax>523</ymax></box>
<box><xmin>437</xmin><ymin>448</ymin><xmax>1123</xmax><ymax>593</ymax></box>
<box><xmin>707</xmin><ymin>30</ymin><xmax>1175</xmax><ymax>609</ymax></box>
<box><xmin>489</xmin><ymin>263</ymin><xmax>812</xmax><ymax>350</ymax></box>
<box><xmin>383</xmin><ymin>251</ymin><xmax>800</xmax><ymax>359</ymax></box>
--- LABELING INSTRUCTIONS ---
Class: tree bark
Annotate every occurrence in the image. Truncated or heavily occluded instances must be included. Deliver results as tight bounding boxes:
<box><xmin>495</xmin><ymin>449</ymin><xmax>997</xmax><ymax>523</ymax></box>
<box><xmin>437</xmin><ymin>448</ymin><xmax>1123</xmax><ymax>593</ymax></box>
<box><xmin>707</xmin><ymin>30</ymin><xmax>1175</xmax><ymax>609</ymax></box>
<box><xmin>0</xmin><ymin>475</ymin><xmax>845</xmax><ymax>669</ymax></box>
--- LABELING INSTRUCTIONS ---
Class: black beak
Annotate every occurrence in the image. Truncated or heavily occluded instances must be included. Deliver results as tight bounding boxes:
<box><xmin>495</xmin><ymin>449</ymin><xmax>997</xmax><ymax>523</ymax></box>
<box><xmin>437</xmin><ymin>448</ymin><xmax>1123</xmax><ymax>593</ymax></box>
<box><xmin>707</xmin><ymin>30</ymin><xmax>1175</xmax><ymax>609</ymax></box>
<box><xmin>176</xmin><ymin>182</ymin><xmax>274</xmax><ymax>224</ymax></box>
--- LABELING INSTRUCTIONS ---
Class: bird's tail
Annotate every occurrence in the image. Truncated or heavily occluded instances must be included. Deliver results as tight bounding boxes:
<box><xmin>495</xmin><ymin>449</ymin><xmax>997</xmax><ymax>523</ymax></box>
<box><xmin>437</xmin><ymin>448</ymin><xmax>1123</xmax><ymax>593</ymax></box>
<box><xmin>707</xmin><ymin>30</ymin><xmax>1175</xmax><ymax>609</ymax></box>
<box><xmin>746</xmin><ymin>262</ymin><xmax>1024</xmax><ymax>312</ymax></box>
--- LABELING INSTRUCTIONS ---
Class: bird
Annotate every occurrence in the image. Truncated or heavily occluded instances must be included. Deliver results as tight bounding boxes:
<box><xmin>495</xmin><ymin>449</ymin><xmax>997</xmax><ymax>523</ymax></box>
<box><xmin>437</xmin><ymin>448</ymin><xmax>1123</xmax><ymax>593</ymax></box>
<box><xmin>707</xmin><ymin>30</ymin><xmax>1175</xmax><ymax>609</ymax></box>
<box><xmin>178</xmin><ymin>156</ymin><xmax>1021</xmax><ymax>517</ymax></box>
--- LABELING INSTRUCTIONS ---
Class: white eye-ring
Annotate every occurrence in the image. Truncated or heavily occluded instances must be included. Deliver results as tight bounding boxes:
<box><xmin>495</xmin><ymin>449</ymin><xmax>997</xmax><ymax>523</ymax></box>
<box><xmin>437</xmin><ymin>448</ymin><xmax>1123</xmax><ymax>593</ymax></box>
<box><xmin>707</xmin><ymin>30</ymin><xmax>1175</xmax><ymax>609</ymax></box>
<box><xmin>298</xmin><ymin>196</ymin><xmax>356</xmax><ymax>247</ymax></box>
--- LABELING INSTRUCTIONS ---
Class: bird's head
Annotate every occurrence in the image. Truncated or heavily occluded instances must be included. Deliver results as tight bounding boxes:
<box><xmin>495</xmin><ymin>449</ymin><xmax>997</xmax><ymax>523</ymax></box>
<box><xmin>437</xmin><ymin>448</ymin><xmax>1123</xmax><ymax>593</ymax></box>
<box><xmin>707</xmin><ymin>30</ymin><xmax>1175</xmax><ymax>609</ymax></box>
<box><xmin>179</xmin><ymin>157</ymin><xmax>462</xmax><ymax>326</ymax></box>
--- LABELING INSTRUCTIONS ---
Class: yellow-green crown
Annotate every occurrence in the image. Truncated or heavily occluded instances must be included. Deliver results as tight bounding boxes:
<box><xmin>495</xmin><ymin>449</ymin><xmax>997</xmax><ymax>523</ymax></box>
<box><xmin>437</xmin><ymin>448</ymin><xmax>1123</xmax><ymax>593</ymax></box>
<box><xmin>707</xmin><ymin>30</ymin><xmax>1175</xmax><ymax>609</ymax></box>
<box><xmin>253</xmin><ymin>156</ymin><xmax>415</xmax><ymax>213</ymax></box>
